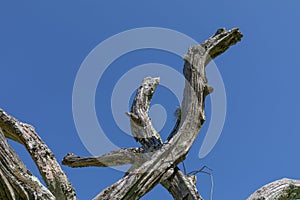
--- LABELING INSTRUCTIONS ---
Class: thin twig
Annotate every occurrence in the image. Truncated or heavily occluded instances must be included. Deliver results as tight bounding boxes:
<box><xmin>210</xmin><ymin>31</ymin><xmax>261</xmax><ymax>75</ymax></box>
<box><xmin>188</xmin><ymin>166</ymin><xmax>214</xmax><ymax>200</ymax></box>
<box><xmin>182</xmin><ymin>162</ymin><xmax>187</xmax><ymax>175</ymax></box>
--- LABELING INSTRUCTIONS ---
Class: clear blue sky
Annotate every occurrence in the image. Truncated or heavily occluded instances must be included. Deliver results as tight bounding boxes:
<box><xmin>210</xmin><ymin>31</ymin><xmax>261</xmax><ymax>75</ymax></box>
<box><xmin>1</xmin><ymin>1</ymin><xmax>300</xmax><ymax>199</ymax></box>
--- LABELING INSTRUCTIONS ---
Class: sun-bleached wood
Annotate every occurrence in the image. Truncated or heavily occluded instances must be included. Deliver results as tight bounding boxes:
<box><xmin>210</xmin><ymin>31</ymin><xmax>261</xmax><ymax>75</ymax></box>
<box><xmin>248</xmin><ymin>178</ymin><xmax>300</xmax><ymax>200</ymax></box>
<box><xmin>90</xmin><ymin>28</ymin><xmax>243</xmax><ymax>200</ymax></box>
<box><xmin>62</xmin><ymin>148</ymin><xmax>145</xmax><ymax>168</ymax></box>
<box><xmin>8</xmin><ymin>28</ymin><xmax>296</xmax><ymax>200</ymax></box>
<box><xmin>0</xmin><ymin>109</ymin><xmax>76</xmax><ymax>200</ymax></box>
<box><xmin>0</xmin><ymin>128</ymin><xmax>55</xmax><ymax>200</ymax></box>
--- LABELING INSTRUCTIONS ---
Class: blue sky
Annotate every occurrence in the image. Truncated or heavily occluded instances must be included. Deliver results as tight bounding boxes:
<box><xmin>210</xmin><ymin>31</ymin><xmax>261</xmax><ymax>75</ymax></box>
<box><xmin>1</xmin><ymin>1</ymin><xmax>300</xmax><ymax>199</ymax></box>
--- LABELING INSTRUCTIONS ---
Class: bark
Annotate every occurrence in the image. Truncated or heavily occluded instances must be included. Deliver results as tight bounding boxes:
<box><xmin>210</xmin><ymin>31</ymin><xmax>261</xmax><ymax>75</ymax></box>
<box><xmin>0</xmin><ymin>109</ymin><xmax>76</xmax><ymax>200</ymax></box>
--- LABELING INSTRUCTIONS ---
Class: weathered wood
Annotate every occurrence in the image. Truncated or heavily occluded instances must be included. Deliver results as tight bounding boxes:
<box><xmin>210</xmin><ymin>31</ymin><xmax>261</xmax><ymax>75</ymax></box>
<box><xmin>0</xmin><ymin>109</ymin><xmax>76</xmax><ymax>200</ymax></box>
<box><xmin>1</xmin><ymin>27</ymin><xmax>299</xmax><ymax>200</ymax></box>
<box><xmin>126</xmin><ymin>77</ymin><xmax>162</xmax><ymax>151</ymax></box>
<box><xmin>92</xmin><ymin>28</ymin><xmax>243</xmax><ymax>200</ymax></box>
<box><xmin>0</xmin><ymin>27</ymin><xmax>245</xmax><ymax>200</ymax></box>
<box><xmin>248</xmin><ymin>178</ymin><xmax>300</xmax><ymax>200</ymax></box>
<box><xmin>62</xmin><ymin>148</ymin><xmax>145</xmax><ymax>167</ymax></box>
<box><xmin>161</xmin><ymin>168</ymin><xmax>200</xmax><ymax>200</ymax></box>
<box><xmin>126</xmin><ymin>76</ymin><xmax>203</xmax><ymax>199</ymax></box>
<box><xmin>0</xmin><ymin>128</ymin><xmax>55</xmax><ymax>200</ymax></box>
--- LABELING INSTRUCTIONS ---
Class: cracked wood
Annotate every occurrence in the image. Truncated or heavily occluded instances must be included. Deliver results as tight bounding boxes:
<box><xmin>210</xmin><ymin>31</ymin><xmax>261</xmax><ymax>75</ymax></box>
<box><xmin>0</xmin><ymin>109</ymin><xmax>76</xmax><ymax>200</ymax></box>
<box><xmin>93</xmin><ymin>28</ymin><xmax>243</xmax><ymax>200</ymax></box>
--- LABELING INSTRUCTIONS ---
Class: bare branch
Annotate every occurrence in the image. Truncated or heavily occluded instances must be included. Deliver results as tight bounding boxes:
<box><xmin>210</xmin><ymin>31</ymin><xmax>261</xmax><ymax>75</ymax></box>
<box><xmin>126</xmin><ymin>77</ymin><xmax>162</xmax><ymax>151</ymax></box>
<box><xmin>248</xmin><ymin>178</ymin><xmax>300</xmax><ymax>200</ymax></box>
<box><xmin>161</xmin><ymin>168</ymin><xmax>201</xmax><ymax>200</ymax></box>
<box><xmin>201</xmin><ymin>27</ymin><xmax>243</xmax><ymax>66</ymax></box>
<box><xmin>127</xmin><ymin>76</ymin><xmax>203</xmax><ymax>199</ymax></box>
<box><xmin>94</xmin><ymin>27</ymin><xmax>243</xmax><ymax>200</ymax></box>
<box><xmin>0</xmin><ymin>109</ymin><xmax>76</xmax><ymax>200</ymax></box>
<box><xmin>62</xmin><ymin>148</ymin><xmax>145</xmax><ymax>168</ymax></box>
<box><xmin>0</xmin><ymin>128</ymin><xmax>55</xmax><ymax>200</ymax></box>
<box><xmin>3</xmin><ymin>27</ymin><xmax>285</xmax><ymax>200</ymax></box>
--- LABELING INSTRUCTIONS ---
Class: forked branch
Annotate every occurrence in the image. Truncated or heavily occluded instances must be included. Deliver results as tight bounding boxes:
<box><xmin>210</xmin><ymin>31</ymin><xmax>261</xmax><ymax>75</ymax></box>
<box><xmin>1</xmin><ymin>27</ymin><xmax>300</xmax><ymax>200</ymax></box>
<box><xmin>91</xmin><ymin>28</ymin><xmax>243</xmax><ymax>200</ymax></box>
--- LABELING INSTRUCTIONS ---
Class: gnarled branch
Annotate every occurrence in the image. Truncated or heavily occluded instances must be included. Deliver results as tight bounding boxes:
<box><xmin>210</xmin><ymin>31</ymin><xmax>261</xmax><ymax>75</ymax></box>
<box><xmin>126</xmin><ymin>77</ymin><xmax>162</xmax><ymax>151</ymax></box>
<box><xmin>0</xmin><ymin>109</ymin><xmax>76</xmax><ymax>200</ymax></box>
<box><xmin>92</xmin><ymin>28</ymin><xmax>243</xmax><ymax>200</ymax></box>
<box><xmin>0</xmin><ymin>128</ymin><xmax>55</xmax><ymax>200</ymax></box>
<box><xmin>2</xmin><ymin>27</ymin><xmax>299</xmax><ymax>200</ymax></box>
<box><xmin>126</xmin><ymin>76</ymin><xmax>203</xmax><ymax>199</ymax></box>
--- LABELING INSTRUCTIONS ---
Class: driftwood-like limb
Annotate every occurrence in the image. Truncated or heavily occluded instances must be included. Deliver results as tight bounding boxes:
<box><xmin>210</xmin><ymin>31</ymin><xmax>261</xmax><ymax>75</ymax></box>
<box><xmin>127</xmin><ymin>76</ymin><xmax>203</xmax><ymax>199</ymax></box>
<box><xmin>93</xmin><ymin>28</ymin><xmax>243</xmax><ymax>200</ymax></box>
<box><xmin>0</xmin><ymin>109</ymin><xmax>76</xmax><ymax>200</ymax></box>
<box><xmin>0</xmin><ymin>128</ymin><xmax>55</xmax><ymax>200</ymax></box>
<box><xmin>62</xmin><ymin>148</ymin><xmax>145</xmax><ymax>168</ymax></box>
<box><xmin>247</xmin><ymin>178</ymin><xmax>300</xmax><ymax>200</ymax></box>
<box><xmin>2</xmin><ymin>27</ymin><xmax>298</xmax><ymax>200</ymax></box>
<box><xmin>126</xmin><ymin>77</ymin><xmax>162</xmax><ymax>151</ymax></box>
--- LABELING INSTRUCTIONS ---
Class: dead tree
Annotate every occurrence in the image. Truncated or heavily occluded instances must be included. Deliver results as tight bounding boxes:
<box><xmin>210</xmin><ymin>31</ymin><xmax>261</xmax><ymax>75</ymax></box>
<box><xmin>1</xmin><ymin>28</ymin><xmax>299</xmax><ymax>200</ymax></box>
